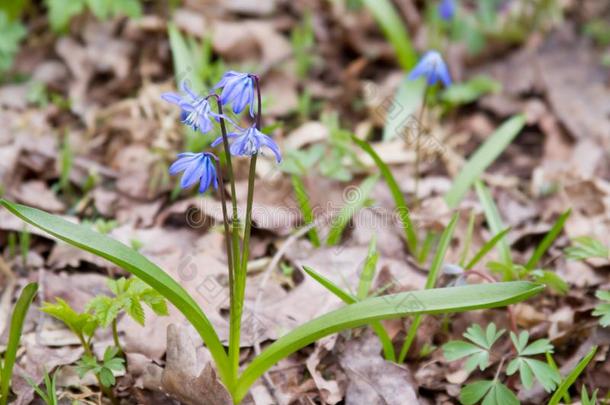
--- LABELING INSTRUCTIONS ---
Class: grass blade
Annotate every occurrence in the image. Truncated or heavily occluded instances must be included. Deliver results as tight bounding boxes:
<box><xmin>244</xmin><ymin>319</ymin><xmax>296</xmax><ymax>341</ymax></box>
<box><xmin>356</xmin><ymin>236</ymin><xmax>378</xmax><ymax>300</ymax></box>
<box><xmin>360</xmin><ymin>0</ymin><xmax>416</xmax><ymax>69</ymax></box>
<box><xmin>465</xmin><ymin>227</ymin><xmax>511</xmax><ymax>270</ymax></box>
<box><xmin>444</xmin><ymin>115</ymin><xmax>525</xmax><ymax>209</ymax></box>
<box><xmin>398</xmin><ymin>213</ymin><xmax>459</xmax><ymax>362</ymax></box>
<box><xmin>352</xmin><ymin>135</ymin><xmax>418</xmax><ymax>253</ymax></box>
<box><xmin>291</xmin><ymin>175</ymin><xmax>320</xmax><ymax>247</ymax></box>
<box><xmin>525</xmin><ymin>209</ymin><xmax>571</xmax><ymax>270</ymax></box>
<box><xmin>0</xmin><ymin>283</ymin><xmax>38</xmax><ymax>405</ymax></box>
<box><xmin>0</xmin><ymin>200</ymin><xmax>231</xmax><ymax>387</ymax></box>
<box><xmin>547</xmin><ymin>346</ymin><xmax>597</xmax><ymax>405</ymax></box>
<box><xmin>382</xmin><ymin>78</ymin><xmax>426</xmax><ymax>141</ymax></box>
<box><xmin>474</xmin><ymin>180</ymin><xmax>513</xmax><ymax>268</ymax></box>
<box><xmin>235</xmin><ymin>281</ymin><xmax>544</xmax><ymax>401</ymax></box>
<box><xmin>167</xmin><ymin>23</ymin><xmax>204</xmax><ymax>92</ymax></box>
<box><xmin>326</xmin><ymin>175</ymin><xmax>378</xmax><ymax>246</ymax></box>
<box><xmin>459</xmin><ymin>210</ymin><xmax>476</xmax><ymax>266</ymax></box>
<box><xmin>303</xmin><ymin>266</ymin><xmax>396</xmax><ymax>362</ymax></box>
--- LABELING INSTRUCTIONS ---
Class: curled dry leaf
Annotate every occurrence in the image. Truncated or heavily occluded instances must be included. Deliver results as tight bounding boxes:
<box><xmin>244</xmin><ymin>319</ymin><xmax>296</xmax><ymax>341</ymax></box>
<box><xmin>161</xmin><ymin>324</ymin><xmax>232</xmax><ymax>405</ymax></box>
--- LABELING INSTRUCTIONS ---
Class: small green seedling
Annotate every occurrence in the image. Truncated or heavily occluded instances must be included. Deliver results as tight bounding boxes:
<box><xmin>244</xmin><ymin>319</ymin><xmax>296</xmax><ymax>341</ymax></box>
<box><xmin>41</xmin><ymin>276</ymin><xmax>167</xmax><ymax>403</ymax></box>
<box><xmin>565</xmin><ymin>236</ymin><xmax>609</xmax><ymax>261</ymax></box>
<box><xmin>0</xmin><ymin>11</ymin><xmax>26</xmax><ymax>74</ymax></box>
<box><xmin>443</xmin><ymin>323</ymin><xmax>560</xmax><ymax>405</ymax></box>
<box><xmin>593</xmin><ymin>290</ymin><xmax>610</xmax><ymax>327</ymax></box>
<box><xmin>76</xmin><ymin>347</ymin><xmax>125</xmax><ymax>388</ymax></box>
<box><xmin>24</xmin><ymin>368</ymin><xmax>59</xmax><ymax>405</ymax></box>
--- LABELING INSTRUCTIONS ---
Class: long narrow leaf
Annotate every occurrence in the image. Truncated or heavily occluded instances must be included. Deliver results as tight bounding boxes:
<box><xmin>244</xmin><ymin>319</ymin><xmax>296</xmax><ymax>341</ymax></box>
<box><xmin>0</xmin><ymin>283</ymin><xmax>38</xmax><ymax>405</ymax></box>
<box><xmin>360</xmin><ymin>0</ymin><xmax>416</xmax><ymax>69</ymax></box>
<box><xmin>399</xmin><ymin>213</ymin><xmax>459</xmax><ymax>362</ymax></box>
<box><xmin>383</xmin><ymin>78</ymin><xmax>426</xmax><ymax>141</ymax></box>
<box><xmin>444</xmin><ymin>115</ymin><xmax>525</xmax><ymax>209</ymax></box>
<box><xmin>465</xmin><ymin>227</ymin><xmax>511</xmax><ymax>270</ymax></box>
<box><xmin>291</xmin><ymin>175</ymin><xmax>320</xmax><ymax>247</ymax></box>
<box><xmin>356</xmin><ymin>237</ymin><xmax>378</xmax><ymax>300</ymax></box>
<box><xmin>547</xmin><ymin>346</ymin><xmax>597</xmax><ymax>405</ymax></box>
<box><xmin>525</xmin><ymin>209</ymin><xmax>571</xmax><ymax>270</ymax></box>
<box><xmin>303</xmin><ymin>266</ymin><xmax>396</xmax><ymax>361</ymax></box>
<box><xmin>235</xmin><ymin>281</ymin><xmax>543</xmax><ymax>401</ymax></box>
<box><xmin>475</xmin><ymin>181</ymin><xmax>513</xmax><ymax>268</ymax></box>
<box><xmin>352</xmin><ymin>136</ymin><xmax>418</xmax><ymax>253</ymax></box>
<box><xmin>326</xmin><ymin>175</ymin><xmax>378</xmax><ymax>246</ymax></box>
<box><xmin>0</xmin><ymin>200</ymin><xmax>231</xmax><ymax>387</ymax></box>
<box><xmin>167</xmin><ymin>23</ymin><xmax>204</xmax><ymax>92</ymax></box>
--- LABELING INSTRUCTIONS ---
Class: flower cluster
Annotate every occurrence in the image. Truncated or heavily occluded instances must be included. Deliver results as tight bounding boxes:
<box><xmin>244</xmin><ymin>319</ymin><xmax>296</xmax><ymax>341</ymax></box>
<box><xmin>163</xmin><ymin>71</ymin><xmax>281</xmax><ymax>194</ymax></box>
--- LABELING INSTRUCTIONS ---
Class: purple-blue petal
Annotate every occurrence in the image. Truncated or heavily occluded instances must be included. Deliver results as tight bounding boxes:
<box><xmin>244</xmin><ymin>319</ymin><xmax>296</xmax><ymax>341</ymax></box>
<box><xmin>161</xmin><ymin>92</ymin><xmax>183</xmax><ymax>105</ymax></box>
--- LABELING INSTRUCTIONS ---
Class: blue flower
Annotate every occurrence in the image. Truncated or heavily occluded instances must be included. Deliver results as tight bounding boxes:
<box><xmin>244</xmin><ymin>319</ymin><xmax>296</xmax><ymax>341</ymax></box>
<box><xmin>212</xmin><ymin>126</ymin><xmax>281</xmax><ymax>162</ymax></box>
<box><xmin>214</xmin><ymin>71</ymin><xmax>256</xmax><ymax>117</ymax></box>
<box><xmin>169</xmin><ymin>152</ymin><xmax>218</xmax><ymax>193</ymax></box>
<box><xmin>161</xmin><ymin>81</ymin><xmax>219</xmax><ymax>134</ymax></box>
<box><xmin>438</xmin><ymin>0</ymin><xmax>455</xmax><ymax>21</ymax></box>
<box><xmin>408</xmin><ymin>50</ymin><xmax>452</xmax><ymax>87</ymax></box>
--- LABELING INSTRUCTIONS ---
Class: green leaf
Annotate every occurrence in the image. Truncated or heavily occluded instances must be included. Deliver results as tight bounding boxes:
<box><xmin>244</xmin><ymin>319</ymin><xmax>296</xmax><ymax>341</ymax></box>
<box><xmin>548</xmin><ymin>346</ymin><xmax>598</xmax><ymax>405</ymax></box>
<box><xmin>464</xmin><ymin>227</ymin><xmax>511</xmax><ymax>270</ymax></box>
<box><xmin>98</xmin><ymin>367</ymin><xmax>115</xmax><ymax>387</ymax></box>
<box><xmin>465</xmin><ymin>323</ymin><xmax>504</xmax><ymax>350</ymax></box>
<box><xmin>235</xmin><ymin>281</ymin><xmax>544</xmax><ymax>402</ymax></box>
<box><xmin>360</xmin><ymin>0</ymin><xmax>416</xmax><ymax>69</ymax></box>
<box><xmin>167</xmin><ymin>23</ymin><xmax>205</xmax><ymax>93</ymax></box>
<box><xmin>326</xmin><ymin>175</ymin><xmax>378</xmax><ymax>246</ymax></box>
<box><xmin>399</xmin><ymin>213</ymin><xmax>459</xmax><ymax>362</ymax></box>
<box><xmin>460</xmin><ymin>380</ymin><xmax>518</xmax><ymax>405</ymax></box>
<box><xmin>444</xmin><ymin>116</ymin><xmax>525</xmax><ymax>209</ymax></box>
<box><xmin>475</xmin><ymin>181</ymin><xmax>513</xmax><ymax>271</ymax></box>
<box><xmin>41</xmin><ymin>298</ymin><xmax>99</xmax><ymax>338</ymax></box>
<box><xmin>444</xmin><ymin>323</ymin><xmax>504</xmax><ymax>372</ymax></box>
<box><xmin>382</xmin><ymin>77</ymin><xmax>426</xmax><ymax>141</ymax></box>
<box><xmin>581</xmin><ymin>385</ymin><xmax>598</xmax><ymax>405</ymax></box>
<box><xmin>303</xmin><ymin>266</ymin><xmax>396</xmax><ymax>362</ymax></box>
<box><xmin>525</xmin><ymin>209</ymin><xmax>571</xmax><ymax>270</ymax></box>
<box><xmin>460</xmin><ymin>380</ymin><xmax>494</xmax><ymax>405</ymax></box>
<box><xmin>0</xmin><ymin>11</ymin><xmax>27</xmax><ymax>72</ymax></box>
<box><xmin>352</xmin><ymin>136</ymin><xmax>418</xmax><ymax>253</ymax></box>
<box><xmin>0</xmin><ymin>283</ymin><xmax>38</xmax><ymax>405</ymax></box>
<box><xmin>291</xmin><ymin>175</ymin><xmax>320</xmax><ymax>247</ymax></box>
<box><xmin>0</xmin><ymin>200</ymin><xmax>230</xmax><ymax>386</ymax></box>
<box><xmin>356</xmin><ymin>236</ymin><xmax>378</xmax><ymax>300</ymax></box>
<box><xmin>529</xmin><ymin>270</ymin><xmax>568</xmax><ymax>295</ymax></box>
<box><xmin>441</xmin><ymin>75</ymin><xmax>501</xmax><ymax>106</ymax></box>
<box><xmin>508</xmin><ymin>331</ymin><xmax>559</xmax><ymax>392</ymax></box>
<box><xmin>565</xmin><ymin>236</ymin><xmax>609</xmax><ymax>261</ymax></box>
<box><xmin>593</xmin><ymin>290</ymin><xmax>610</xmax><ymax>327</ymax></box>
<box><xmin>86</xmin><ymin>295</ymin><xmax>121</xmax><ymax>328</ymax></box>
<box><xmin>45</xmin><ymin>0</ymin><xmax>85</xmax><ymax>33</ymax></box>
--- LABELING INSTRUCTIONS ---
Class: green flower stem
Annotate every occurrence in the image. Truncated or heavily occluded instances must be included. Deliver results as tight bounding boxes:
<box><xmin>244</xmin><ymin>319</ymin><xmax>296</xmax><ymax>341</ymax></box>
<box><xmin>213</xmin><ymin>96</ymin><xmax>242</xmax><ymax>388</ymax></box>
<box><xmin>413</xmin><ymin>85</ymin><xmax>429</xmax><ymax>205</ymax></box>
<box><xmin>229</xmin><ymin>75</ymin><xmax>263</xmax><ymax>385</ymax></box>
<box><xmin>213</xmin><ymin>157</ymin><xmax>235</xmax><ymax>334</ymax></box>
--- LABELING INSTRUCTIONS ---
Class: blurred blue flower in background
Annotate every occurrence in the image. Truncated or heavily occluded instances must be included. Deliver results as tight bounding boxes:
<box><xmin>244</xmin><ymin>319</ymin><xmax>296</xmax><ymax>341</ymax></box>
<box><xmin>438</xmin><ymin>0</ymin><xmax>455</xmax><ymax>21</ymax></box>
<box><xmin>161</xmin><ymin>81</ymin><xmax>219</xmax><ymax>134</ymax></box>
<box><xmin>215</xmin><ymin>71</ymin><xmax>256</xmax><ymax>117</ymax></box>
<box><xmin>408</xmin><ymin>50</ymin><xmax>452</xmax><ymax>87</ymax></box>
<box><xmin>169</xmin><ymin>152</ymin><xmax>218</xmax><ymax>193</ymax></box>
<box><xmin>212</xmin><ymin>126</ymin><xmax>281</xmax><ymax>162</ymax></box>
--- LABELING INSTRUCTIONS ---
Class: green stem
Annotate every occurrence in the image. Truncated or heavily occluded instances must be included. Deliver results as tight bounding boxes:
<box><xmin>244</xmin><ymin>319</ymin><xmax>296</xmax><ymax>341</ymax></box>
<box><xmin>112</xmin><ymin>319</ymin><xmax>124</xmax><ymax>358</ymax></box>
<box><xmin>230</xmin><ymin>75</ymin><xmax>263</xmax><ymax>382</ymax></box>
<box><xmin>80</xmin><ymin>335</ymin><xmax>118</xmax><ymax>405</ymax></box>
<box><xmin>413</xmin><ymin>85</ymin><xmax>429</xmax><ymax>205</ymax></box>
<box><xmin>212</xmin><ymin>96</ymin><xmax>242</xmax><ymax>388</ymax></box>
